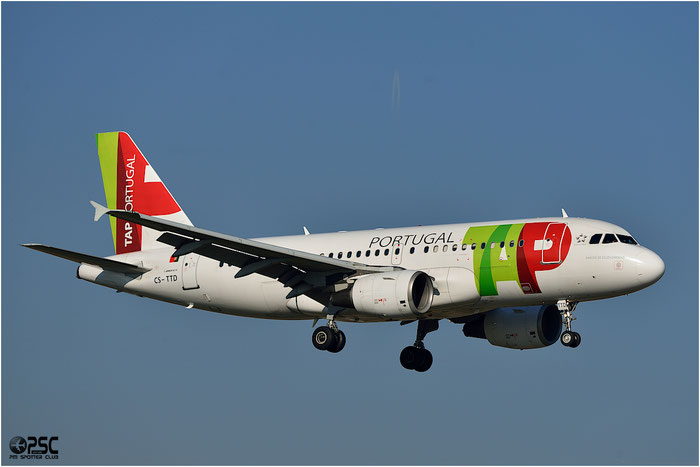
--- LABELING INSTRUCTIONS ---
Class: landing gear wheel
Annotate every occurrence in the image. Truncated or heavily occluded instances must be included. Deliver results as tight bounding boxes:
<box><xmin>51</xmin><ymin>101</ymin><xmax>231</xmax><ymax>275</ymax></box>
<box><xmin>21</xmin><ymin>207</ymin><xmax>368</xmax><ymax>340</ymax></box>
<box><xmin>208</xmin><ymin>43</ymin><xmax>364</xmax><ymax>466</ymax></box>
<box><xmin>570</xmin><ymin>331</ymin><xmax>581</xmax><ymax>348</ymax></box>
<box><xmin>400</xmin><ymin>346</ymin><xmax>418</xmax><ymax>370</ymax></box>
<box><xmin>328</xmin><ymin>330</ymin><xmax>346</xmax><ymax>353</ymax></box>
<box><xmin>415</xmin><ymin>349</ymin><xmax>433</xmax><ymax>372</ymax></box>
<box><xmin>312</xmin><ymin>326</ymin><xmax>337</xmax><ymax>351</ymax></box>
<box><xmin>400</xmin><ymin>320</ymin><xmax>439</xmax><ymax>372</ymax></box>
<box><xmin>400</xmin><ymin>346</ymin><xmax>433</xmax><ymax>372</ymax></box>
<box><xmin>560</xmin><ymin>331</ymin><xmax>575</xmax><ymax>347</ymax></box>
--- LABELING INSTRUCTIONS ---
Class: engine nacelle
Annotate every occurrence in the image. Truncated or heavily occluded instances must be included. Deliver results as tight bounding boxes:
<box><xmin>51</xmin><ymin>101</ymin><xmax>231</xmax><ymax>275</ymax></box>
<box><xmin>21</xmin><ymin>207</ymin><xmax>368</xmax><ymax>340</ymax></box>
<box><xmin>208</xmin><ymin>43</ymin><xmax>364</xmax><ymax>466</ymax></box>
<box><xmin>462</xmin><ymin>305</ymin><xmax>562</xmax><ymax>349</ymax></box>
<box><xmin>331</xmin><ymin>270</ymin><xmax>434</xmax><ymax>319</ymax></box>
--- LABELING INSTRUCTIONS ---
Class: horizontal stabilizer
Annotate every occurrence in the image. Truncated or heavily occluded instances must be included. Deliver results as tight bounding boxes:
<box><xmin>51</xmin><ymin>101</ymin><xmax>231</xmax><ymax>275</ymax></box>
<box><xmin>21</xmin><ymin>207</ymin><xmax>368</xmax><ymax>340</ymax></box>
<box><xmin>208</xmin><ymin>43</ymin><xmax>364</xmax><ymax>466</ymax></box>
<box><xmin>90</xmin><ymin>200</ymin><xmax>109</xmax><ymax>221</ymax></box>
<box><xmin>22</xmin><ymin>244</ymin><xmax>151</xmax><ymax>274</ymax></box>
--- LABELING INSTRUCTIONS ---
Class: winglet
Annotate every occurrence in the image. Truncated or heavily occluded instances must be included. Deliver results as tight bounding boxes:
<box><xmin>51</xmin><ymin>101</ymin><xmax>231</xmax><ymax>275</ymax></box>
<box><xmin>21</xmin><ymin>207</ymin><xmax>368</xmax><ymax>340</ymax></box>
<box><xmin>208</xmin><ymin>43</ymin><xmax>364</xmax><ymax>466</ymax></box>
<box><xmin>303</xmin><ymin>226</ymin><xmax>310</xmax><ymax>236</ymax></box>
<box><xmin>90</xmin><ymin>200</ymin><xmax>109</xmax><ymax>222</ymax></box>
<box><xmin>561</xmin><ymin>208</ymin><xmax>569</xmax><ymax>218</ymax></box>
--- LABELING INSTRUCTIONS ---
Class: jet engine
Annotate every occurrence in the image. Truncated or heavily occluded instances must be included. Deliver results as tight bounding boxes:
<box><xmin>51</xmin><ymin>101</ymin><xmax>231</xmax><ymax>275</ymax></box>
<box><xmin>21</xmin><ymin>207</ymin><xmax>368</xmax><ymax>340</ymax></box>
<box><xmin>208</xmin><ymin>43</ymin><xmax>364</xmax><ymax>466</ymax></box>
<box><xmin>331</xmin><ymin>270</ymin><xmax>434</xmax><ymax>319</ymax></box>
<box><xmin>462</xmin><ymin>305</ymin><xmax>562</xmax><ymax>349</ymax></box>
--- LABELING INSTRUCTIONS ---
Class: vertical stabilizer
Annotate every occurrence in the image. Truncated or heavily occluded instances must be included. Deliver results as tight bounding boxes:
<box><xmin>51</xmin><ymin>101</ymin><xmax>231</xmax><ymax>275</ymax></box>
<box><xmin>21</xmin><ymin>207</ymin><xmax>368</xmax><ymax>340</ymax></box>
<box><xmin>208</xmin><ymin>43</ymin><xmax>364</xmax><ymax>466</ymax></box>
<box><xmin>96</xmin><ymin>132</ymin><xmax>192</xmax><ymax>254</ymax></box>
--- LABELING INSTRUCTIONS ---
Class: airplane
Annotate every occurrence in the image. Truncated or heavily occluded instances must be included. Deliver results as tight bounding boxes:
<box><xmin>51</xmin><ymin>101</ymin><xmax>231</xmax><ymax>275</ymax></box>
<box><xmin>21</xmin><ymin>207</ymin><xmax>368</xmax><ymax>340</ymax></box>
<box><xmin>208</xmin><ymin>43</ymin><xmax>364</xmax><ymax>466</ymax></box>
<box><xmin>23</xmin><ymin>132</ymin><xmax>665</xmax><ymax>372</ymax></box>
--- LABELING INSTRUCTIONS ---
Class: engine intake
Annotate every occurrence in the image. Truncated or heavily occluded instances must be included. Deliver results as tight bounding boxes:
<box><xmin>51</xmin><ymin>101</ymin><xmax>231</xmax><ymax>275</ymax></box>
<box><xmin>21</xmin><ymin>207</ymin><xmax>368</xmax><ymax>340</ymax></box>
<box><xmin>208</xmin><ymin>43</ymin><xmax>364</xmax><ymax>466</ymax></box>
<box><xmin>331</xmin><ymin>270</ymin><xmax>434</xmax><ymax>319</ymax></box>
<box><xmin>462</xmin><ymin>305</ymin><xmax>562</xmax><ymax>349</ymax></box>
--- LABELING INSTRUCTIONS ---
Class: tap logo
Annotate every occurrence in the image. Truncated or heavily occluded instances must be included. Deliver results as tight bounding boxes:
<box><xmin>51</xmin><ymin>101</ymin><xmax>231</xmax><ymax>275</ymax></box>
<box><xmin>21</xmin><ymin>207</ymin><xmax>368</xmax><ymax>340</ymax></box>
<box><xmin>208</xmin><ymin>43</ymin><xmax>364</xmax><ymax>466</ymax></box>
<box><xmin>463</xmin><ymin>221</ymin><xmax>572</xmax><ymax>296</ymax></box>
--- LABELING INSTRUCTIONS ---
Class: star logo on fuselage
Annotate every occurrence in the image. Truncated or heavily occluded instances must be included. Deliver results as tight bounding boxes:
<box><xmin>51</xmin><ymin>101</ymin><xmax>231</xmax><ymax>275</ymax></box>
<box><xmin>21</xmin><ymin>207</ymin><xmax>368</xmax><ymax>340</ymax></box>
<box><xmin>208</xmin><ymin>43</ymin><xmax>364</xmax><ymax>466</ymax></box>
<box><xmin>576</xmin><ymin>234</ymin><xmax>587</xmax><ymax>243</ymax></box>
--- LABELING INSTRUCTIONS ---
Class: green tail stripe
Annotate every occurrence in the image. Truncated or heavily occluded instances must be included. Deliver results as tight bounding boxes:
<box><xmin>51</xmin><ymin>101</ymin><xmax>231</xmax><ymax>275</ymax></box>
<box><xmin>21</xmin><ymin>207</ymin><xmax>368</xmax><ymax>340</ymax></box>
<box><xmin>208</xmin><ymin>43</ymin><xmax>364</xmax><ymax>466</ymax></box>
<box><xmin>96</xmin><ymin>132</ymin><xmax>119</xmax><ymax>253</ymax></box>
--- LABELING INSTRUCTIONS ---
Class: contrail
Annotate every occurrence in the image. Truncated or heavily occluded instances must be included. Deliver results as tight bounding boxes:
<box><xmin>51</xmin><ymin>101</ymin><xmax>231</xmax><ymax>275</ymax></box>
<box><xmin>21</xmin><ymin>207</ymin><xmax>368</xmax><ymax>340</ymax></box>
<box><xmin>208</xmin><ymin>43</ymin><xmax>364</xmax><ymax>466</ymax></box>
<box><xmin>392</xmin><ymin>70</ymin><xmax>400</xmax><ymax>112</ymax></box>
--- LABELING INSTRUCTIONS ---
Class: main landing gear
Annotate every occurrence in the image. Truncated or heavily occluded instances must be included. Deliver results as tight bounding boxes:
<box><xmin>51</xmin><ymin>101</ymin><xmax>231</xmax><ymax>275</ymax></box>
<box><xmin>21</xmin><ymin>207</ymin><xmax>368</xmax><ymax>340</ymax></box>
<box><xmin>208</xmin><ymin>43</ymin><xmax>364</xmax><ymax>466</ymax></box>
<box><xmin>312</xmin><ymin>315</ymin><xmax>346</xmax><ymax>353</ymax></box>
<box><xmin>400</xmin><ymin>319</ymin><xmax>439</xmax><ymax>372</ymax></box>
<box><xmin>557</xmin><ymin>299</ymin><xmax>581</xmax><ymax>348</ymax></box>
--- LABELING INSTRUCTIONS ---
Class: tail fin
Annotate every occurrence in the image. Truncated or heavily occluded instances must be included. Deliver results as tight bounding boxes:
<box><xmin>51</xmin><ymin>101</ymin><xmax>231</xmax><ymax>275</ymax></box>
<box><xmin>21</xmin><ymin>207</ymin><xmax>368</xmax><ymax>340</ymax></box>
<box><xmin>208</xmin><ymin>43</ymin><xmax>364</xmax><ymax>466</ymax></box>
<box><xmin>96</xmin><ymin>131</ymin><xmax>192</xmax><ymax>255</ymax></box>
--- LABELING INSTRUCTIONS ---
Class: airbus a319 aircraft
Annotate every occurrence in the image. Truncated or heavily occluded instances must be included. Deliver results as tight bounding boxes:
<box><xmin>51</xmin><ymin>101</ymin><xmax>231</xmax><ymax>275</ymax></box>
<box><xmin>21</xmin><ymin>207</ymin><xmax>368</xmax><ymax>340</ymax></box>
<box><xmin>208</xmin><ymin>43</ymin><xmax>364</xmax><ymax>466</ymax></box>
<box><xmin>24</xmin><ymin>132</ymin><xmax>665</xmax><ymax>372</ymax></box>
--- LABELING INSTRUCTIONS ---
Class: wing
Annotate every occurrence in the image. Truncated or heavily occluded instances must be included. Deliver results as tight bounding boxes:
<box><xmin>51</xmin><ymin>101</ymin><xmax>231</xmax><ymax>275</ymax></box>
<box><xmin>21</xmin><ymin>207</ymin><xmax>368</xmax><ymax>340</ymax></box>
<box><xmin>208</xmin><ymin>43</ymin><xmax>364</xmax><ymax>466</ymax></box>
<box><xmin>91</xmin><ymin>201</ymin><xmax>397</xmax><ymax>305</ymax></box>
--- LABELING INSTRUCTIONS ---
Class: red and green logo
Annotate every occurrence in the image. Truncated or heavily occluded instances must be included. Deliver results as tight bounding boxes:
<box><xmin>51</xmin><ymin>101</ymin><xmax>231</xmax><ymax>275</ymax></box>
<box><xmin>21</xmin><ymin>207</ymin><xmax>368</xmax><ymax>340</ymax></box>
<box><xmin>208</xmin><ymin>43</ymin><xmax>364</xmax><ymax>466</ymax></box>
<box><xmin>463</xmin><ymin>222</ymin><xmax>572</xmax><ymax>296</ymax></box>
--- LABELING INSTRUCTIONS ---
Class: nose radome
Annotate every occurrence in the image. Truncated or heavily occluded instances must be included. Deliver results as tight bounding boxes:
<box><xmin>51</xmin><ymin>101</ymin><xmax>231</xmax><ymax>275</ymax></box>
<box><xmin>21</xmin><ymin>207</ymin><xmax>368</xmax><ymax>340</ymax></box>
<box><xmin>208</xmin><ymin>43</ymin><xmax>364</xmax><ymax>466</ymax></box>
<box><xmin>636</xmin><ymin>249</ymin><xmax>665</xmax><ymax>287</ymax></box>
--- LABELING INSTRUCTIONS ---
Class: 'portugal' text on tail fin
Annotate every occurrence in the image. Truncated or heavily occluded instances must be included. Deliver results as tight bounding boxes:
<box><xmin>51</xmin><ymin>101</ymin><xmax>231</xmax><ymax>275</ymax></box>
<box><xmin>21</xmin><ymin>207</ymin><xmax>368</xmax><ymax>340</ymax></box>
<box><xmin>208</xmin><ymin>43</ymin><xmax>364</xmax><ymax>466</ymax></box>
<box><xmin>96</xmin><ymin>132</ymin><xmax>192</xmax><ymax>255</ymax></box>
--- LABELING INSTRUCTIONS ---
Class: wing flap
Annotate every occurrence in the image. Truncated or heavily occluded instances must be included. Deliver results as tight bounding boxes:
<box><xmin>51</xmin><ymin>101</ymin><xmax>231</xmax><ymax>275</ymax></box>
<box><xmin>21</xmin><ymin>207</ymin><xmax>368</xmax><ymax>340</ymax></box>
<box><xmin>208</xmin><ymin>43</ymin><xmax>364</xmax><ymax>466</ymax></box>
<box><xmin>22</xmin><ymin>244</ymin><xmax>151</xmax><ymax>274</ymax></box>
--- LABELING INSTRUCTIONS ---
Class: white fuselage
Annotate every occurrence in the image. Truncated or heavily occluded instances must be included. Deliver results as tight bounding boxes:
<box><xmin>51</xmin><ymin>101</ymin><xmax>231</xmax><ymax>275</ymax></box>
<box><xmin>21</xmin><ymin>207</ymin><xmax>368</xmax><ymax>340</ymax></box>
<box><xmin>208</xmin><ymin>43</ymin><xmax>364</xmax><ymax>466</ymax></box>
<box><xmin>77</xmin><ymin>216</ymin><xmax>664</xmax><ymax>323</ymax></box>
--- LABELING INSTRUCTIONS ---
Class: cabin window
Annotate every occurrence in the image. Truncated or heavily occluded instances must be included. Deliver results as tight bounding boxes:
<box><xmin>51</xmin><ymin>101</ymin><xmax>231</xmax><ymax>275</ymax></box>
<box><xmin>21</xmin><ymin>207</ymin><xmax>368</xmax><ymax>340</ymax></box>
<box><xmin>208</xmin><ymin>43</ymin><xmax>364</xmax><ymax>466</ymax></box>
<box><xmin>480</xmin><ymin>243</ymin><xmax>486</xmax><ymax>249</ymax></box>
<box><xmin>410</xmin><ymin>247</ymin><xmax>415</xmax><ymax>254</ymax></box>
<box><xmin>329</xmin><ymin>253</ymin><xmax>334</xmax><ymax>258</ymax></box>
<box><xmin>499</xmin><ymin>241</ymin><xmax>505</xmax><ymax>248</ymax></box>
<box><xmin>338</xmin><ymin>252</ymin><xmax>343</xmax><ymax>259</ymax></box>
<box><xmin>347</xmin><ymin>251</ymin><xmax>352</xmax><ymax>258</ymax></box>
<box><xmin>490</xmin><ymin>242</ymin><xmax>495</xmax><ymax>249</ymax></box>
<box><xmin>356</xmin><ymin>251</ymin><xmax>361</xmax><ymax>257</ymax></box>
<box><xmin>452</xmin><ymin>244</ymin><xmax>458</xmax><ymax>251</ymax></box>
<box><xmin>375</xmin><ymin>249</ymin><xmax>380</xmax><ymax>256</ymax></box>
<box><xmin>424</xmin><ymin>246</ymin><xmax>429</xmax><ymax>253</ymax></box>
<box><xmin>602</xmin><ymin>233</ymin><xmax>618</xmax><ymax>244</ymax></box>
<box><xmin>518</xmin><ymin>240</ymin><xmax>524</xmax><ymax>247</ymax></box>
<box><xmin>384</xmin><ymin>249</ymin><xmax>390</xmax><ymax>256</ymax></box>
<box><xmin>365</xmin><ymin>250</ymin><xmax>371</xmax><ymax>257</ymax></box>
<box><xmin>509</xmin><ymin>240</ymin><xmax>514</xmax><ymax>248</ymax></box>
<box><xmin>320</xmin><ymin>253</ymin><xmax>325</xmax><ymax>257</ymax></box>
<box><xmin>433</xmin><ymin>245</ymin><xmax>439</xmax><ymax>253</ymax></box>
<box><xmin>462</xmin><ymin>244</ymin><xmax>468</xmax><ymax>251</ymax></box>
<box><xmin>472</xmin><ymin>243</ymin><xmax>476</xmax><ymax>250</ymax></box>
<box><xmin>394</xmin><ymin>248</ymin><xmax>400</xmax><ymax>255</ymax></box>
<box><xmin>617</xmin><ymin>235</ymin><xmax>638</xmax><ymax>245</ymax></box>
<box><xmin>443</xmin><ymin>245</ymin><xmax>448</xmax><ymax>252</ymax></box>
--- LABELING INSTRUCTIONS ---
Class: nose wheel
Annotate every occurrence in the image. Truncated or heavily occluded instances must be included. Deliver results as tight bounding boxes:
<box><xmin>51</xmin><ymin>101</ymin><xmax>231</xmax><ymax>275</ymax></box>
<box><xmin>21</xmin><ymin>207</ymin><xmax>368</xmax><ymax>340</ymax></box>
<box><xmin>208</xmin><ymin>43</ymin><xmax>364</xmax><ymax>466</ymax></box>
<box><xmin>557</xmin><ymin>300</ymin><xmax>581</xmax><ymax>348</ymax></box>
<box><xmin>560</xmin><ymin>330</ymin><xmax>581</xmax><ymax>348</ymax></box>
<box><xmin>400</xmin><ymin>319</ymin><xmax>439</xmax><ymax>372</ymax></box>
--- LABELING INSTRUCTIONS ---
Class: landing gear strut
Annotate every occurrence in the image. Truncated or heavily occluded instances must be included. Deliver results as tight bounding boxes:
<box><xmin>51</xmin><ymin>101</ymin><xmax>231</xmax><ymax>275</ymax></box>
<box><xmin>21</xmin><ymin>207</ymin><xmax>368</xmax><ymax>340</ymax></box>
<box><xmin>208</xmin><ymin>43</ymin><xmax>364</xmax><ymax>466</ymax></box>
<box><xmin>312</xmin><ymin>314</ymin><xmax>346</xmax><ymax>353</ymax></box>
<box><xmin>557</xmin><ymin>300</ymin><xmax>581</xmax><ymax>348</ymax></box>
<box><xmin>400</xmin><ymin>319</ymin><xmax>438</xmax><ymax>372</ymax></box>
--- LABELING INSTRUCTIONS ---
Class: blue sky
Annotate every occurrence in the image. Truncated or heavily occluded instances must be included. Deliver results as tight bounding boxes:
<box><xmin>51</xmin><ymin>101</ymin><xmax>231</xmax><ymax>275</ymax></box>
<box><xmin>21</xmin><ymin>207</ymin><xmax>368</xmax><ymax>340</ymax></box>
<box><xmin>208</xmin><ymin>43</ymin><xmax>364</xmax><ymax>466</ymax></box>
<box><xmin>2</xmin><ymin>2</ymin><xmax>697</xmax><ymax>464</ymax></box>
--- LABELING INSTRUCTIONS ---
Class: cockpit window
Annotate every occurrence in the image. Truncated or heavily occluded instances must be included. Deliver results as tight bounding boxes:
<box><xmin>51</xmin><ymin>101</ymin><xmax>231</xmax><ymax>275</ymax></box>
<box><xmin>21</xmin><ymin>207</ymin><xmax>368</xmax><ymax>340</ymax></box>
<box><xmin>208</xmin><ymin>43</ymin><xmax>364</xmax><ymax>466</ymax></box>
<box><xmin>617</xmin><ymin>234</ymin><xmax>638</xmax><ymax>245</ymax></box>
<box><xmin>602</xmin><ymin>233</ymin><xmax>618</xmax><ymax>244</ymax></box>
<box><xmin>590</xmin><ymin>234</ymin><xmax>602</xmax><ymax>244</ymax></box>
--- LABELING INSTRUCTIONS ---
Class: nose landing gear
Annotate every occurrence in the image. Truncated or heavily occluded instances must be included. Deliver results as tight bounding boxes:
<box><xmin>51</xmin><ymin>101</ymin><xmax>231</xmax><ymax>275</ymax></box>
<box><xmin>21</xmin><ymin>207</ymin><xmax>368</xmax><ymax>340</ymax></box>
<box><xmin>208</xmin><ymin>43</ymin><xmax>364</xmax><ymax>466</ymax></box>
<box><xmin>400</xmin><ymin>319</ymin><xmax>439</xmax><ymax>372</ymax></box>
<box><xmin>557</xmin><ymin>300</ymin><xmax>581</xmax><ymax>348</ymax></box>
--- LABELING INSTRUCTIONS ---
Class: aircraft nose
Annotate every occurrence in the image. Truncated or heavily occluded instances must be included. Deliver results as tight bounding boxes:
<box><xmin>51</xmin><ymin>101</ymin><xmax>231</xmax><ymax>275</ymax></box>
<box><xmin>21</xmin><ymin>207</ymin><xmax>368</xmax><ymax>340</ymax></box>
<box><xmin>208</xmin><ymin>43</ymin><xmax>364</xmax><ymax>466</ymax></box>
<box><xmin>636</xmin><ymin>248</ymin><xmax>665</xmax><ymax>287</ymax></box>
